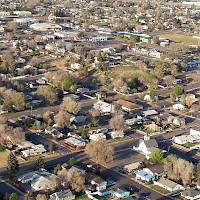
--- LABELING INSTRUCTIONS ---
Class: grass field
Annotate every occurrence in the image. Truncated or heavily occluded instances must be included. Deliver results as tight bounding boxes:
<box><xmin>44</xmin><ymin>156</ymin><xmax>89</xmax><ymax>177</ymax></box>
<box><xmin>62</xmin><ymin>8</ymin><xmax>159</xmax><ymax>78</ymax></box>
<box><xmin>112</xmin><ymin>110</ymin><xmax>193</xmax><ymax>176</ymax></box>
<box><xmin>150</xmin><ymin>185</ymin><xmax>170</xmax><ymax>194</ymax></box>
<box><xmin>158</xmin><ymin>34</ymin><xmax>200</xmax><ymax>46</ymax></box>
<box><xmin>75</xmin><ymin>194</ymin><xmax>89</xmax><ymax>200</ymax></box>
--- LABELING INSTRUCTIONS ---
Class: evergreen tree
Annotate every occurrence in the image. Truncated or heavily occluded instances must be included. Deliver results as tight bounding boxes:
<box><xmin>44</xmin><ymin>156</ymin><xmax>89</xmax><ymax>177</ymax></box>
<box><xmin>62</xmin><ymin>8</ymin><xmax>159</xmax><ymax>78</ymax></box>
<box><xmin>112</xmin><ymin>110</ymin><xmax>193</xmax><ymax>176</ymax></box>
<box><xmin>9</xmin><ymin>193</ymin><xmax>19</xmax><ymax>200</ymax></box>
<box><xmin>7</xmin><ymin>152</ymin><xmax>19</xmax><ymax>177</ymax></box>
<box><xmin>69</xmin><ymin>157</ymin><xmax>76</xmax><ymax>166</ymax></box>
<box><xmin>36</xmin><ymin>156</ymin><xmax>44</xmax><ymax>169</ymax></box>
<box><xmin>54</xmin><ymin>163</ymin><xmax>62</xmax><ymax>175</ymax></box>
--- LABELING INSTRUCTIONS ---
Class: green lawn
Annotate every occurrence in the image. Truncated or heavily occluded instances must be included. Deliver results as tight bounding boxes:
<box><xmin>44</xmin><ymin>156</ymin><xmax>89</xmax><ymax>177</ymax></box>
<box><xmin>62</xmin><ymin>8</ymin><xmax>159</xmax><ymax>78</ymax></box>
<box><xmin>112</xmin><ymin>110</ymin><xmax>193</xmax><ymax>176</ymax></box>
<box><xmin>158</xmin><ymin>34</ymin><xmax>200</xmax><ymax>46</ymax></box>
<box><xmin>150</xmin><ymin>185</ymin><xmax>170</xmax><ymax>194</ymax></box>
<box><xmin>108</xmin><ymin>136</ymin><xmax>131</xmax><ymax>143</ymax></box>
<box><xmin>182</xmin><ymin>142</ymin><xmax>195</xmax><ymax>148</ymax></box>
<box><xmin>75</xmin><ymin>194</ymin><xmax>88</xmax><ymax>200</ymax></box>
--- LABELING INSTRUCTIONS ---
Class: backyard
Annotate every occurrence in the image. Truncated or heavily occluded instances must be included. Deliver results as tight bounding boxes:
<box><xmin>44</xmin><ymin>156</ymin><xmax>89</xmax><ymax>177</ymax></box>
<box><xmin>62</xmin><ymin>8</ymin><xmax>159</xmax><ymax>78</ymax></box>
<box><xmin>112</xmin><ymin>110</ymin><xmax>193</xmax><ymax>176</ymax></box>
<box><xmin>0</xmin><ymin>150</ymin><xmax>25</xmax><ymax>168</ymax></box>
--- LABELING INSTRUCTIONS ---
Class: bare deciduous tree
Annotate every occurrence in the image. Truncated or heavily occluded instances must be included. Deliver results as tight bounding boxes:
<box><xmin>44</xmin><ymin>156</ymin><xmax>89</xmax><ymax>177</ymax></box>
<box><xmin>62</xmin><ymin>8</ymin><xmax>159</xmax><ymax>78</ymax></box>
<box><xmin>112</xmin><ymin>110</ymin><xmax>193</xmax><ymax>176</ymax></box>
<box><xmin>57</xmin><ymin>168</ymin><xmax>69</xmax><ymax>188</ymax></box>
<box><xmin>164</xmin><ymin>155</ymin><xmax>194</xmax><ymax>186</ymax></box>
<box><xmin>54</xmin><ymin>111</ymin><xmax>70</xmax><ymax>128</ymax></box>
<box><xmin>36</xmin><ymin>85</ymin><xmax>58</xmax><ymax>105</ymax></box>
<box><xmin>36</xmin><ymin>194</ymin><xmax>48</xmax><ymax>200</ymax></box>
<box><xmin>85</xmin><ymin>139</ymin><xmax>114</xmax><ymax>163</ymax></box>
<box><xmin>68</xmin><ymin>167</ymin><xmax>85</xmax><ymax>192</ymax></box>
<box><xmin>89</xmin><ymin>108</ymin><xmax>100</xmax><ymax>119</ymax></box>
<box><xmin>43</xmin><ymin>110</ymin><xmax>54</xmax><ymax>125</ymax></box>
<box><xmin>109</xmin><ymin>114</ymin><xmax>126</xmax><ymax>131</ymax></box>
<box><xmin>11</xmin><ymin>127</ymin><xmax>25</xmax><ymax>145</ymax></box>
<box><xmin>185</xmin><ymin>95</ymin><xmax>197</xmax><ymax>108</ymax></box>
<box><xmin>60</xmin><ymin>97</ymin><xmax>81</xmax><ymax>114</ymax></box>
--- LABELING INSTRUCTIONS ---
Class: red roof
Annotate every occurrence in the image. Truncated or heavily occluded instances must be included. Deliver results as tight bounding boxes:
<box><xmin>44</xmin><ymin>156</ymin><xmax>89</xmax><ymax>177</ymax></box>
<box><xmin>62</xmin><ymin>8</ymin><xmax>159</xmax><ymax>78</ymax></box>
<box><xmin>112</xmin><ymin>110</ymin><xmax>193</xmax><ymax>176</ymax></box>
<box><xmin>115</xmin><ymin>99</ymin><xmax>142</xmax><ymax>110</ymax></box>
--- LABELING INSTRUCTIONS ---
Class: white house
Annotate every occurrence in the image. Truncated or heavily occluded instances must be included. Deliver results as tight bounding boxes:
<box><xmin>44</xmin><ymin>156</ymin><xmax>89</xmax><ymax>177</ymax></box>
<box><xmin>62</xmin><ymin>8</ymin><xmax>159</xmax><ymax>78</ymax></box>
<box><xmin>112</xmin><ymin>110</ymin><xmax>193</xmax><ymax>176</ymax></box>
<box><xmin>135</xmin><ymin>168</ymin><xmax>156</xmax><ymax>182</ymax></box>
<box><xmin>174</xmin><ymin>135</ymin><xmax>192</xmax><ymax>145</ymax></box>
<box><xmin>133</xmin><ymin>137</ymin><xmax>160</xmax><ymax>159</ymax></box>
<box><xmin>144</xmin><ymin>94</ymin><xmax>158</xmax><ymax>102</ymax></box>
<box><xmin>90</xmin><ymin>176</ymin><xmax>107</xmax><ymax>191</ymax></box>
<box><xmin>70</xmin><ymin>63</ymin><xmax>82</xmax><ymax>70</ymax></box>
<box><xmin>167</xmin><ymin>116</ymin><xmax>185</xmax><ymax>127</ymax></box>
<box><xmin>172</xmin><ymin>103</ymin><xmax>185</xmax><ymax>110</ymax></box>
<box><xmin>65</xmin><ymin>136</ymin><xmax>86</xmax><ymax>148</ymax></box>
<box><xmin>89</xmin><ymin>133</ymin><xmax>106</xmax><ymax>141</ymax></box>
<box><xmin>13</xmin><ymin>11</ymin><xmax>32</xmax><ymax>16</ymax></box>
<box><xmin>125</xmin><ymin>118</ymin><xmax>143</xmax><ymax>126</ymax></box>
<box><xmin>139</xmin><ymin>110</ymin><xmax>159</xmax><ymax>118</ymax></box>
<box><xmin>174</xmin><ymin>128</ymin><xmax>200</xmax><ymax>145</ymax></box>
<box><xmin>18</xmin><ymin>170</ymin><xmax>57</xmax><ymax>192</ymax></box>
<box><xmin>109</xmin><ymin>131</ymin><xmax>124</xmax><ymax>139</ymax></box>
<box><xmin>154</xmin><ymin>178</ymin><xmax>184</xmax><ymax>192</ymax></box>
<box><xmin>21</xmin><ymin>144</ymin><xmax>47</xmax><ymax>157</ymax></box>
<box><xmin>89</xmin><ymin>36</ymin><xmax>108</xmax><ymax>43</ymax></box>
<box><xmin>94</xmin><ymin>101</ymin><xmax>114</xmax><ymax>114</ymax></box>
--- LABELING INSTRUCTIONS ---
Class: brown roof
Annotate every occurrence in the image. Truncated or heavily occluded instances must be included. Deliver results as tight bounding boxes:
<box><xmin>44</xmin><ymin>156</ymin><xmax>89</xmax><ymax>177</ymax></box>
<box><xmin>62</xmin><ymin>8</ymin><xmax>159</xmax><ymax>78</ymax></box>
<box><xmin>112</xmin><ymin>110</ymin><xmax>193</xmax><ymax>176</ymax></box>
<box><xmin>115</xmin><ymin>99</ymin><xmax>143</xmax><ymax>110</ymax></box>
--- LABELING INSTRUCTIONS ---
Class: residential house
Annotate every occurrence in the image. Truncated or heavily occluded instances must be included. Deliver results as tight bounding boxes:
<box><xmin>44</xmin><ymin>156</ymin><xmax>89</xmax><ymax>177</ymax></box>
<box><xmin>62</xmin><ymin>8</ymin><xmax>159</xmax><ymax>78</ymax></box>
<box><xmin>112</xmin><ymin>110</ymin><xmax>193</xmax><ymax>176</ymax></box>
<box><xmin>135</xmin><ymin>168</ymin><xmax>156</xmax><ymax>182</ymax></box>
<box><xmin>70</xmin><ymin>115</ymin><xmax>87</xmax><ymax>124</ymax></box>
<box><xmin>174</xmin><ymin>128</ymin><xmax>200</xmax><ymax>145</ymax></box>
<box><xmin>123</xmin><ymin>162</ymin><xmax>141</xmax><ymax>173</ymax></box>
<box><xmin>112</xmin><ymin>188</ymin><xmax>130</xmax><ymax>199</ymax></box>
<box><xmin>154</xmin><ymin>178</ymin><xmax>184</xmax><ymax>192</ymax></box>
<box><xmin>139</xmin><ymin>110</ymin><xmax>159</xmax><ymax>118</ymax></box>
<box><xmin>134</xmin><ymin>138</ymin><xmax>158</xmax><ymax>153</ymax></box>
<box><xmin>147</xmin><ymin>165</ymin><xmax>166</xmax><ymax>179</ymax></box>
<box><xmin>65</xmin><ymin>136</ymin><xmax>86</xmax><ymax>149</ymax></box>
<box><xmin>89</xmin><ymin>36</ymin><xmax>108</xmax><ymax>43</ymax></box>
<box><xmin>21</xmin><ymin>144</ymin><xmax>47</xmax><ymax>157</ymax></box>
<box><xmin>94</xmin><ymin>101</ymin><xmax>114</xmax><ymax>114</ymax></box>
<box><xmin>144</xmin><ymin>94</ymin><xmax>158</xmax><ymax>102</ymax></box>
<box><xmin>49</xmin><ymin>189</ymin><xmax>75</xmax><ymax>200</ymax></box>
<box><xmin>70</xmin><ymin>63</ymin><xmax>82</xmax><ymax>71</ymax></box>
<box><xmin>87</xmin><ymin>174</ymin><xmax>107</xmax><ymax>191</ymax></box>
<box><xmin>109</xmin><ymin>131</ymin><xmax>124</xmax><ymax>139</ymax></box>
<box><xmin>181</xmin><ymin>189</ymin><xmax>200</xmax><ymax>200</ymax></box>
<box><xmin>167</xmin><ymin>116</ymin><xmax>185</xmax><ymax>127</ymax></box>
<box><xmin>125</xmin><ymin>118</ymin><xmax>143</xmax><ymax>126</ymax></box>
<box><xmin>144</xmin><ymin>123</ymin><xmax>162</xmax><ymax>132</ymax></box>
<box><xmin>89</xmin><ymin>133</ymin><xmax>106</xmax><ymax>141</ymax></box>
<box><xmin>133</xmin><ymin>137</ymin><xmax>160</xmax><ymax>159</ymax></box>
<box><xmin>18</xmin><ymin>170</ymin><xmax>57</xmax><ymax>192</ymax></box>
<box><xmin>17</xmin><ymin>141</ymin><xmax>34</xmax><ymax>149</ymax></box>
<box><xmin>172</xmin><ymin>103</ymin><xmax>185</xmax><ymax>110</ymax></box>
<box><xmin>114</xmin><ymin>99</ymin><xmax>143</xmax><ymax>112</ymax></box>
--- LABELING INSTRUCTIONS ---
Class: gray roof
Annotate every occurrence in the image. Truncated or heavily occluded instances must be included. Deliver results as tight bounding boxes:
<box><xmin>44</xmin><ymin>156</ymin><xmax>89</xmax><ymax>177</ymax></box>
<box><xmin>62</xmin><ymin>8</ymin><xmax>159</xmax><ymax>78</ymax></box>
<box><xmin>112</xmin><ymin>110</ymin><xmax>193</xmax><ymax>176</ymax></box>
<box><xmin>157</xmin><ymin>178</ymin><xmax>179</xmax><ymax>189</ymax></box>
<box><xmin>148</xmin><ymin>147</ymin><xmax>161</xmax><ymax>156</ymax></box>
<box><xmin>143</xmin><ymin>139</ymin><xmax>158</xmax><ymax>148</ymax></box>
<box><xmin>181</xmin><ymin>189</ymin><xmax>200</xmax><ymax>198</ymax></box>
<box><xmin>50</xmin><ymin>189</ymin><xmax>75</xmax><ymax>200</ymax></box>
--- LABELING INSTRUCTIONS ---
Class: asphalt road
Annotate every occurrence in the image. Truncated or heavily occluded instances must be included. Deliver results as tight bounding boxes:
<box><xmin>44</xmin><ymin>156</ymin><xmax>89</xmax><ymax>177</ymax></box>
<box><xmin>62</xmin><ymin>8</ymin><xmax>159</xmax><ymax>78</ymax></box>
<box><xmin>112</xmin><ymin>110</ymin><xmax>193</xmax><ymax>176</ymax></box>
<box><xmin>126</xmin><ymin>82</ymin><xmax>200</xmax><ymax>101</ymax></box>
<box><xmin>113</xmin><ymin>128</ymin><xmax>199</xmax><ymax>164</ymax></box>
<box><xmin>3</xmin><ymin>98</ymin><xmax>96</xmax><ymax>120</ymax></box>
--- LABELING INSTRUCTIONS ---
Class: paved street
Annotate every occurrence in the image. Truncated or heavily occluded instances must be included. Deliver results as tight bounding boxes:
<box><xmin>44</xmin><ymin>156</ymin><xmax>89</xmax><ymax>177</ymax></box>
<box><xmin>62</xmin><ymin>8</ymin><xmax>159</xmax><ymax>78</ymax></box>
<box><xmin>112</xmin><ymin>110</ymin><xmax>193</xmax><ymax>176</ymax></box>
<box><xmin>3</xmin><ymin>98</ymin><xmax>96</xmax><ymax>120</ymax></box>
